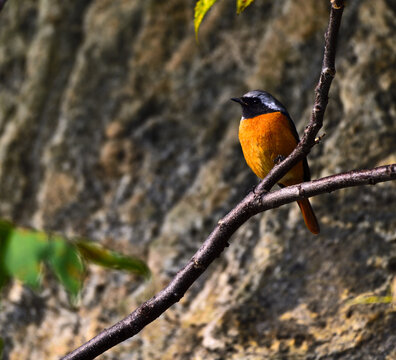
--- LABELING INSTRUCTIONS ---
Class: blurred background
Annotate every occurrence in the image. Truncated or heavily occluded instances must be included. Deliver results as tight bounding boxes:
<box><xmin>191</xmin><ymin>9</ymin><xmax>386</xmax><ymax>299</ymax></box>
<box><xmin>0</xmin><ymin>0</ymin><xmax>395</xmax><ymax>359</ymax></box>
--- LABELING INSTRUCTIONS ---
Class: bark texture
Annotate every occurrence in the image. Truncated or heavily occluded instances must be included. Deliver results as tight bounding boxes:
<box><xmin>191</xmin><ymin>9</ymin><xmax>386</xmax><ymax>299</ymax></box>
<box><xmin>0</xmin><ymin>0</ymin><xmax>395</xmax><ymax>359</ymax></box>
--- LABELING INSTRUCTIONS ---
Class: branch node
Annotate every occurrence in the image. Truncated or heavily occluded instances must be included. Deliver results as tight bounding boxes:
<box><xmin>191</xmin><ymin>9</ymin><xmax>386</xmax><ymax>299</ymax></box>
<box><xmin>297</xmin><ymin>184</ymin><xmax>307</xmax><ymax>198</ymax></box>
<box><xmin>388</xmin><ymin>164</ymin><xmax>396</xmax><ymax>174</ymax></box>
<box><xmin>323</xmin><ymin>67</ymin><xmax>336</xmax><ymax>77</ymax></box>
<box><xmin>330</xmin><ymin>0</ymin><xmax>345</xmax><ymax>10</ymax></box>
<box><xmin>314</xmin><ymin>104</ymin><xmax>322</xmax><ymax>113</ymax></box>
<box><xmin>315</xmin><ymin>133</ymin><xmax>326</xmax><ymax>144</ymax></box>
<box><xmin>297</xmin><ymin>184</ymin><xmax>306</xmax><ymax>198</ymax></box>
<box><xmin>256</xmin><ymin>191</ymin><xmax>267</xmax><ymax>207</ymax></box>
<box><xmin>193</xmin><ymin>257</ymin><xmax>204</xmax><ymax>270</ymax></box>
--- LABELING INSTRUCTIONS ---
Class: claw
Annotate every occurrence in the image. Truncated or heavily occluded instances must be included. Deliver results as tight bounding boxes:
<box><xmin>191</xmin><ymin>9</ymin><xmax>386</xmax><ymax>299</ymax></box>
<box><xmin>274</xmin><ymin>155</ymin><xmax>286</xmax><ymax>165</ymax></box>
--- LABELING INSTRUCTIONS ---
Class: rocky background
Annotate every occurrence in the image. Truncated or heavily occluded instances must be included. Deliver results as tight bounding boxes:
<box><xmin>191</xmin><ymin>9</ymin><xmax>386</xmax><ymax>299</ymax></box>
<box><xmin>0</xmin><ymin>0</ymin><xmax>395</xmax><ymax>359</ymax></box>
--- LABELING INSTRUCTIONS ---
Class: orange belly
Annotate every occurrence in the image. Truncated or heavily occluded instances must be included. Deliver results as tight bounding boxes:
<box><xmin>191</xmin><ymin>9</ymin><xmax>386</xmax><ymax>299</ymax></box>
<box><xmin>238</xmin><ymin>112</ymin><xmax>304</xmax><ymax>186</ymax></box>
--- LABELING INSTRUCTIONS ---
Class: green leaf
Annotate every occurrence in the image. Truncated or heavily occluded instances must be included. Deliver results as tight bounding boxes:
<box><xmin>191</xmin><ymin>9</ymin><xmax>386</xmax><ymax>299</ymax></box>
<box><xmin>47</xmin><ymin>236</ymin><xmax>84</xmax><ymax>299</ymax></box>
<box><xmin>194</xmin><ymin>0</ymin><xmax>218</xmax><ymax>39</ymax></box>
<box><xmin>75</xmin><ymin>240</ymin><xmax>151</xmax><ymax>279</ymax></box>
<box><xmin>0</xmin><ymin>220</ymin><xmax>84</xmax><ymax>297</ymax></box>
<box><xmin>0</xmin><ymin>220</ymin><xmax>13</xmax><ymax>289</ymax></box>
<box><xmin>236</xmin><ymin>0</ymin><xmax>255</xmax><ymax>14</ymax></box>
<box><xmin>0</xmin><ymin>219</ymin><xmax>150</xmax><ymax>300</ymax></box>
<box><xmin>3</xmin><ymin>224</ymin><xmax>48</xmax><ymax>289</ymax></box>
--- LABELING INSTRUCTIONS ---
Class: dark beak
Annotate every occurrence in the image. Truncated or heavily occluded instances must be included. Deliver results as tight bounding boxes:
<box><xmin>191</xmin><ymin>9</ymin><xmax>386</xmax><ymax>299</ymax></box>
<box><xmin>231</xmin><ymin>97</ymin><xmax>247</xmax><ymax>106</ymax></box>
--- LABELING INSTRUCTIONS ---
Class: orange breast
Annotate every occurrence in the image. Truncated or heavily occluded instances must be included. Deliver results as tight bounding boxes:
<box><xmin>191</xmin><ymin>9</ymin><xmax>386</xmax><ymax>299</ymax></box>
<box><xmin>238</xmin><ymin>112</ymin><xmax>304</xmax><ymax>186</ymax></box>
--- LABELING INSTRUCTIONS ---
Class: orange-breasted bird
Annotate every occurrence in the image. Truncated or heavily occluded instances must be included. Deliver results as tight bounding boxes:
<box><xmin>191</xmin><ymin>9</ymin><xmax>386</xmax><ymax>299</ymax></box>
<box><xmin>231</xmin><ymin>90</ymin><xmax>320</xmax><ymax>234</ymax></box>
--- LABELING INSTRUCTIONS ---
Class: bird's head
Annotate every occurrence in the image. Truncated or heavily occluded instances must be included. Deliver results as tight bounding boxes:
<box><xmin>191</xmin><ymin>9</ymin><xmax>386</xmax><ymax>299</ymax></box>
<box><xmin>231</xmin><ymin>90</ymin><xmax>287</xmax><ymax>119</ymax></box>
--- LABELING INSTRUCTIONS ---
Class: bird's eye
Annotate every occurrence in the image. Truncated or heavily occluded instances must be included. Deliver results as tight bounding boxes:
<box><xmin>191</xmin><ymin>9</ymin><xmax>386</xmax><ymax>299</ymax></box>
<box><xmin>252</xmin><ymin>98</ymin><xmax>259</xmax><ymax>104</ymax></box>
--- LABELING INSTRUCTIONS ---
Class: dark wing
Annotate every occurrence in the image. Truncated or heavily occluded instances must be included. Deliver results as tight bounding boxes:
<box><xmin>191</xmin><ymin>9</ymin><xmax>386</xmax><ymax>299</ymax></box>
<box><xmin>282</xmin><ymin>111</ymin><xmax>311</xmax><ymax>182</ymax></box>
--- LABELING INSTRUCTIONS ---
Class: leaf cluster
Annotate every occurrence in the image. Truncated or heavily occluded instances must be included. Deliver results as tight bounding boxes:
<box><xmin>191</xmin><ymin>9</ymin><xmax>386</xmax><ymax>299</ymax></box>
<box><xmin>0</xmin><ymin>220</ymin><xmax>150</xmax><ymax>301</ymax></box>
<box><xmin>194</xmin><ymin>0</ymin><xmax>255</xmax><ymax>37</ymax></box>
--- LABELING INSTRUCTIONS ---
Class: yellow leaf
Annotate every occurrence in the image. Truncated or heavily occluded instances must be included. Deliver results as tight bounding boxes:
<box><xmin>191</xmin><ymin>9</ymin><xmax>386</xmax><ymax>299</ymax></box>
<box><xmin>236</xmin><ymin>0</ymin><xmax>255</xmax><ymax>14</ymax></box>
<box><xmin>347</xmin><ymin>295</ymin><xmax>393</xmax><ymax>306</ymax></box>
<box><xmin>194</xmin><ymin>0</ymin><xmax>218</xmax><ymax>39</ymax></box>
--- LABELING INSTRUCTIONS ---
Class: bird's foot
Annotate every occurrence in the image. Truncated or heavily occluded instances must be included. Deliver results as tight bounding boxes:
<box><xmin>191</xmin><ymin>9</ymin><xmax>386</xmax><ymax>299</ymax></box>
<box><xmin>274</xmin><ymin>154</ymin><xmax>286</xmax><ymax>165</ymax></box>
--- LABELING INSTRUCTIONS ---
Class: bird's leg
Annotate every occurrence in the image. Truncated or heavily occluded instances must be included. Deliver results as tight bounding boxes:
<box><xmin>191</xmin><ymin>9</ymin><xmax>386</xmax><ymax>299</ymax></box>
<box><xmin>273</xmin><ymin>154</ymin><xmax>286</xmax><ymax>165</ymax></box>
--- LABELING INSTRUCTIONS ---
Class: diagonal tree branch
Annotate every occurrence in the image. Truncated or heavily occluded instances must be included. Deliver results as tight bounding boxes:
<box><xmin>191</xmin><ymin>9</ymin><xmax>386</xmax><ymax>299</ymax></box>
<box><xmin>62</xmin><ymin>163</ymin><xmax>396</xmax><ymax>360</ymax></box>
<box><xmin>62</xmin><ymin>1</ymin><xmax>396</xmax><ymax>359</ymax></box>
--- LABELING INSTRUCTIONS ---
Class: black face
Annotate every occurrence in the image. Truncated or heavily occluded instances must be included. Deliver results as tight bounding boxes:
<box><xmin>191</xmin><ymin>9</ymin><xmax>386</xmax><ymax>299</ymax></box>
<box><xmin>231</xmin><ymin>90</ymin><xmax>288</xmax><ymax>119</ymax></box>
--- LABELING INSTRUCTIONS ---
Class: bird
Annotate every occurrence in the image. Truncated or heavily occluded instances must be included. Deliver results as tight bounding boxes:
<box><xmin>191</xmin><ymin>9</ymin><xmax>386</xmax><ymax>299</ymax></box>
<box><xmin>231</xmin><ymin>90</ymin><xmax>320</xmax><ymax>234</ymax></box>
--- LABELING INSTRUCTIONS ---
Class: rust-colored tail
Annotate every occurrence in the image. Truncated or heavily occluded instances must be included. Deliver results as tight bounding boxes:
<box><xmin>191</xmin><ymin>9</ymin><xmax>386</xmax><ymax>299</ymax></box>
<box><xmin>297</xmin><ymin>198</ymin><xmax>320</xmax><ymax>235</ymax></box>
